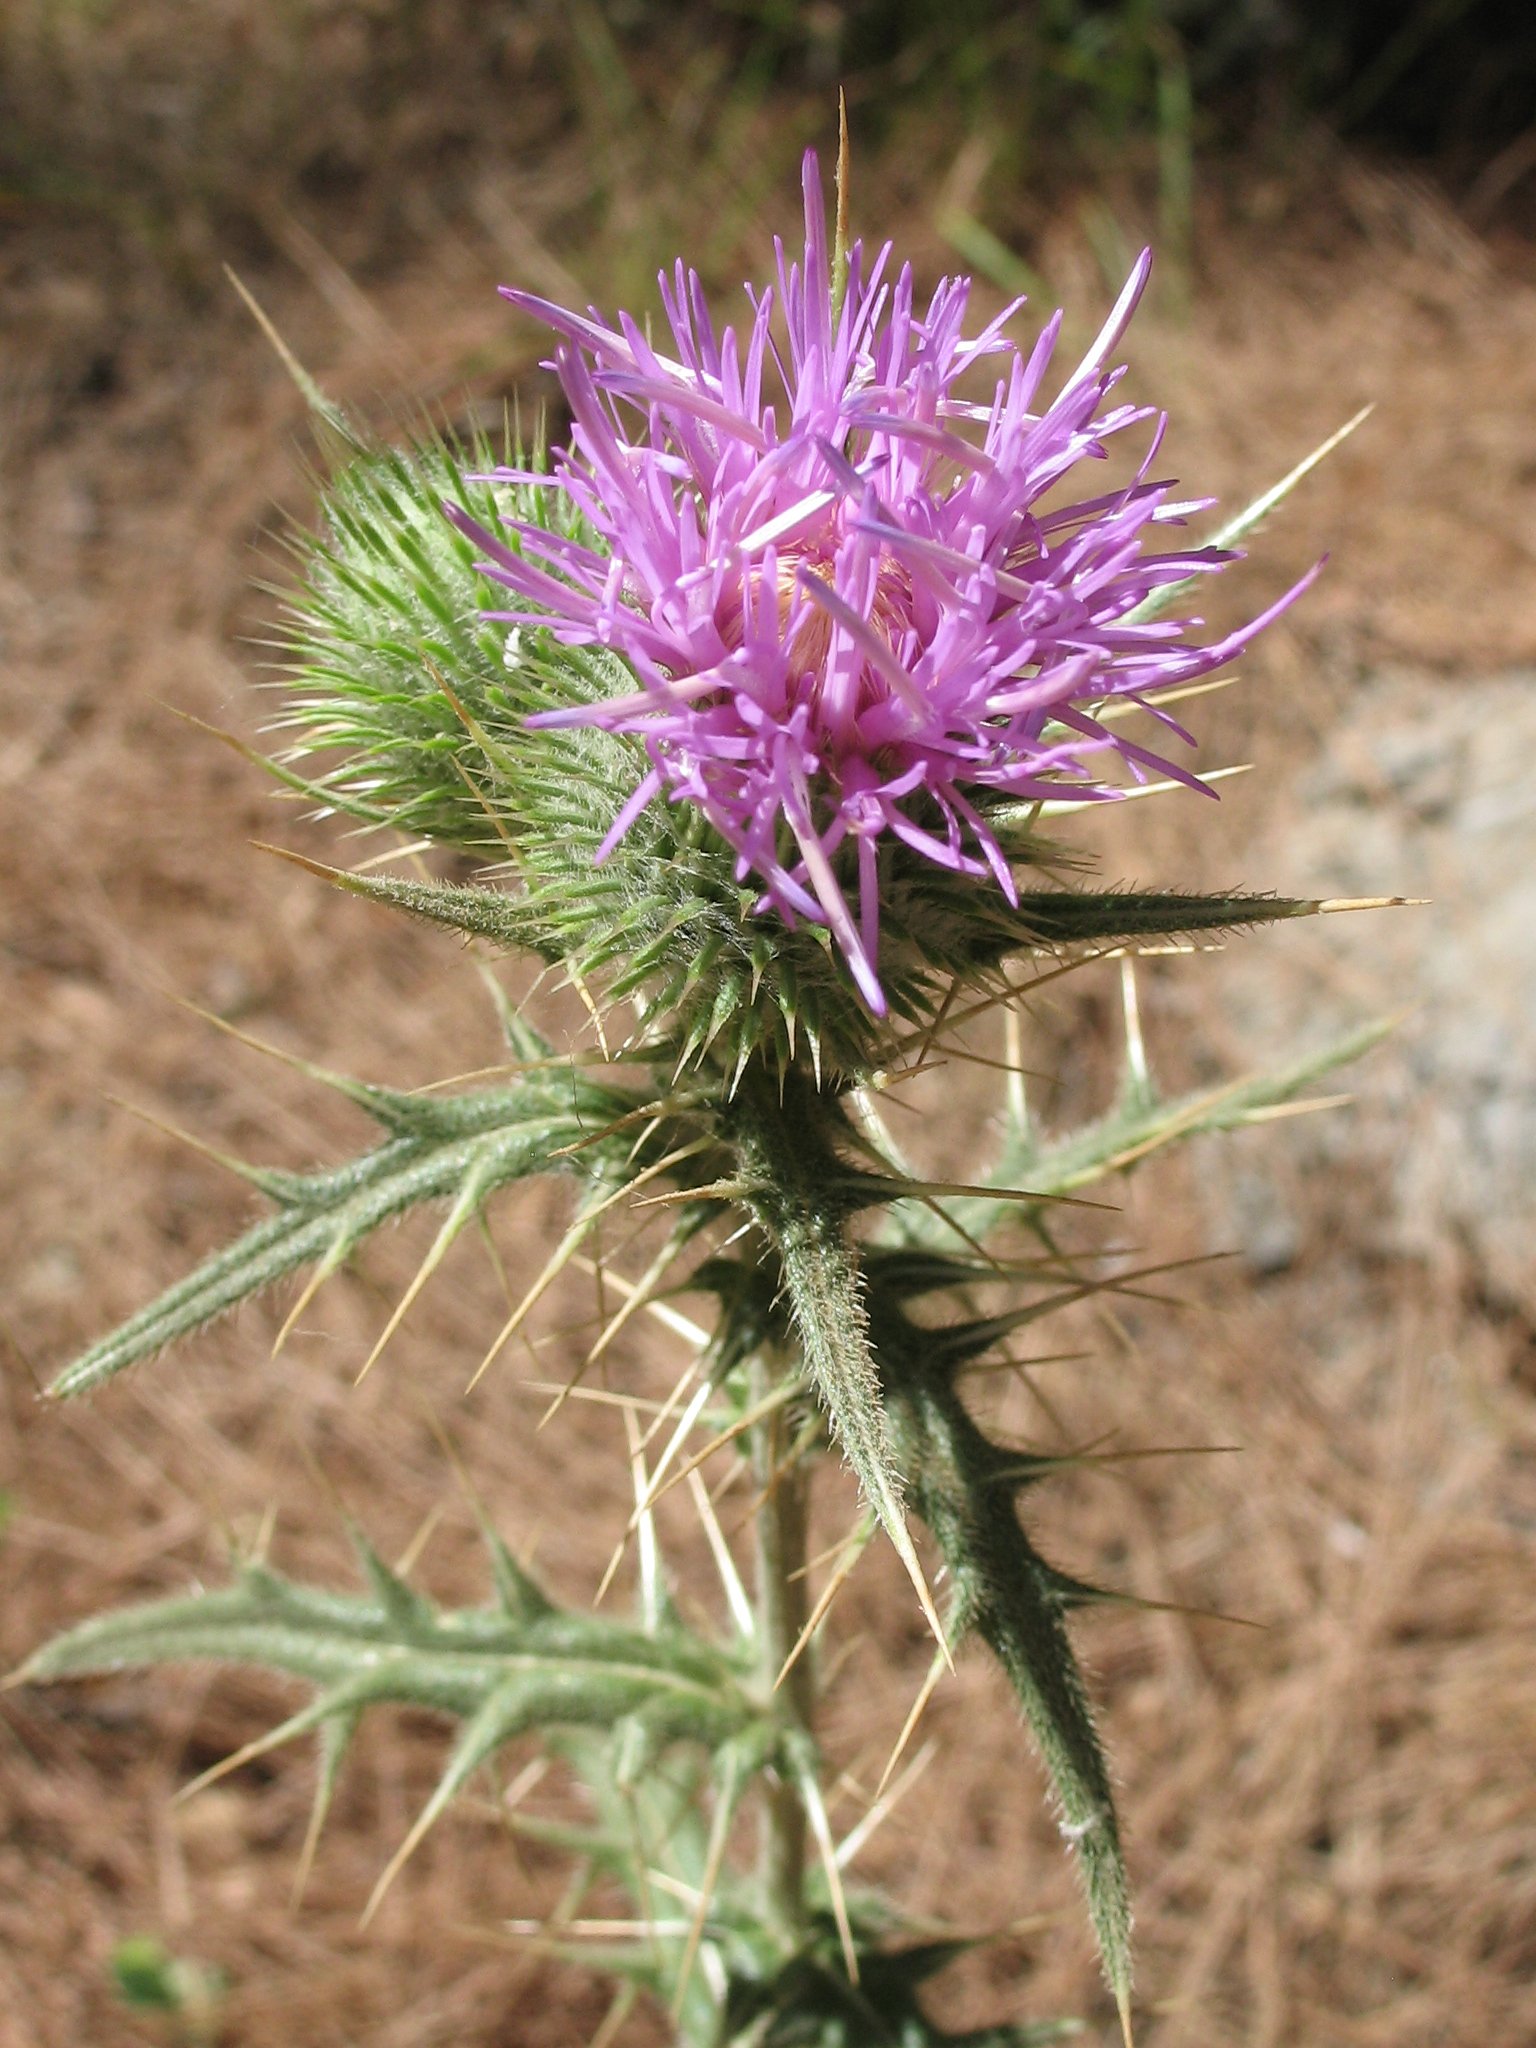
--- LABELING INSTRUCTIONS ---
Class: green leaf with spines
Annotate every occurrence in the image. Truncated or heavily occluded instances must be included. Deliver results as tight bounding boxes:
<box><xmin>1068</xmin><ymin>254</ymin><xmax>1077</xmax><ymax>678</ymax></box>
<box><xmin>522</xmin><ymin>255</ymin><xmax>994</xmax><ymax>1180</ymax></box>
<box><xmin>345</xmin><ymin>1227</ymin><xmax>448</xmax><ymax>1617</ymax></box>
<box><xmin>864</xmin><ymin>1280</ymin><xmax>1133</xmax><ymax>2024</ymax></box>
<box><xmin>720</xmin><ymin>1913</ymin><xmax>1083</xmax><ymax>2047</ymax></box>
<box><xmin>706</xmin><ymin>1071</ymin><xmax>1146</xmax><ymax>2016</ymax></box>
<box><xmin>18</xmin><ymin>1536</ymin><xmax>779</xmax><ymax>1827</ymax></box>
<box><xmin>843</xmin><ymin>1017</ymin><xmax>1396</xmax><ymax>2014</ymax></box>
<box><xmin>48</xmin><ymin>1058</ymin><xmax>692</xmax><ymax>1399</ymax></box>
<box><xmin>21</xmin><ymin>1527</ymin><xmax>794</xmax><ymax>2042</ymax></box>
<box><xmin>892</xmin><ymin>1014</ymin><xmax>1396</xmax><ymax>1253</ymax></box>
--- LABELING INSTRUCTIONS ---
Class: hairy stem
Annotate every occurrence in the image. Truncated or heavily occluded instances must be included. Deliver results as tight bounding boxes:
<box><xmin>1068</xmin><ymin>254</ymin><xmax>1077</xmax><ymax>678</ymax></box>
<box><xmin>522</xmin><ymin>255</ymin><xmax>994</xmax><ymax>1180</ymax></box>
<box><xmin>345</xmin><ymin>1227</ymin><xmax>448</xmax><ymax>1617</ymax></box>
<box><xmin>729</xmin><ymin>1070</ymin><xmax>919</xmax><ymax>1591</ymax></box>
<box><xmin>750</xmin><ymin>1345</ymin><xmax>812</xmax><ymax>1945</ymax></box>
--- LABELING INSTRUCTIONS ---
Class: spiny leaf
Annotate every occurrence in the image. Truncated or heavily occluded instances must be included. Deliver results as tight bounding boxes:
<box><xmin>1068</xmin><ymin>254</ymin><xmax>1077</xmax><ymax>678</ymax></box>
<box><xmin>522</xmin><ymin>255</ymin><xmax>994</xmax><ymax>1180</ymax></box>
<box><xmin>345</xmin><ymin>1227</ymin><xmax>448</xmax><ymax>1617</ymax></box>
<box><xmin>867</xmin><ymin>1284</ymin><xmax>1133</xmax><ymax>2019</ymax></box>
<box><xmin>720</xmin><ymin>1915</ymin><xmax>1083</xmax><ymax>2046</ymax></box>
<box><xmin>997</xmin><ymin>887</ymin><xmax>1328</xmax><ymax>950</ymax></box>
<box><xmin>256</xmin><ymin>853</ymin><xmax>557</xmax><ymax>957</ymax></box>
<box><xmin>50</xmin><ymin>1064</ymin><xmax>655</xmax><ymax>1397</ymax></box>
<box><xmin>24</xmin><ymin>1559</ymin><xmax>782</xmax><ymax>2031</ymax></box>
<box><xmin>18</xmin><ymin>1547</ymin><xmax>777</xmax><ymax>1827</ymax></box>
<box><xmin>900</xmin><ymin>1014</ymin><xmax>1396</xmax><ymax>1253</ymax></box>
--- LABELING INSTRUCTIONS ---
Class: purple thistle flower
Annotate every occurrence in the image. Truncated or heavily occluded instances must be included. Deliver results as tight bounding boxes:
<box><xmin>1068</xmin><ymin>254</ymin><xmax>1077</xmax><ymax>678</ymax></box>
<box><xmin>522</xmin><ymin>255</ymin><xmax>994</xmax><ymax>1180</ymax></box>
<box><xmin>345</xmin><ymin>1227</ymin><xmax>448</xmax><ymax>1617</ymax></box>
<box><xmin>452</xmin><ymin>152</ymin><xmax>1313</xmax><ymax>1016</ymax></box>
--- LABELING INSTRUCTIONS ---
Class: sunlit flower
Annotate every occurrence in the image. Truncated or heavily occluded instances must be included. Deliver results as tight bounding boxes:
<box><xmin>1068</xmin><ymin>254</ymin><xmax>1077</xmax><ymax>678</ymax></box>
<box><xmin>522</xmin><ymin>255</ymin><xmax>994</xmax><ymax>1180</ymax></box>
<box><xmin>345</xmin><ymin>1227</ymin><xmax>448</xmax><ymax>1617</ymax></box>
<box><xmin>452</xmin><ymin>152</ymin><xmax>1310</xmax><ymax>1013</ymax></box>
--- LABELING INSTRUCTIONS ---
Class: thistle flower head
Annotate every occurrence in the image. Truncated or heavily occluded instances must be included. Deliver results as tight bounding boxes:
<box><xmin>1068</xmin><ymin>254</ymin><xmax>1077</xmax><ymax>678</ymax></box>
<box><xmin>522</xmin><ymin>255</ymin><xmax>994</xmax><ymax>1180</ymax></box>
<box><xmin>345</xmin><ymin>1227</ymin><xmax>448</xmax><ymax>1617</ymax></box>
<box><xmin>453</xmin><ymin>153</ymin><xmax>1309</xmax><ymax>1015</ymax></box>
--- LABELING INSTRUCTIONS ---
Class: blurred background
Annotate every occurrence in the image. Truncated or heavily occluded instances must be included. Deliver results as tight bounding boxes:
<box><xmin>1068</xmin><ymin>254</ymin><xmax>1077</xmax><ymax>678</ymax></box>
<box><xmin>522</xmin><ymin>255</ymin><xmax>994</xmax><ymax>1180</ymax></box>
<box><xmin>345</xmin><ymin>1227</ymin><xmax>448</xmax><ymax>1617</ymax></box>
<box><xmin>4</xmin><ymin>4</ymin><xmax>1536</xmax><ymax>2044</ymax></box>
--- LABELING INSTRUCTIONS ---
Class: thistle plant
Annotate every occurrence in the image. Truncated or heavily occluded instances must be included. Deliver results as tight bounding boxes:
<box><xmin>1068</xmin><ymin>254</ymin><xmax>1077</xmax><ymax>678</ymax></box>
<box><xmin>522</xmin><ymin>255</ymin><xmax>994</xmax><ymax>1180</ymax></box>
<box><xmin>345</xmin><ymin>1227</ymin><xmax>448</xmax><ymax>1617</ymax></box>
<box><xmin>19</xmin><ymin>142</ymin><xmax>1393</xmax><ymax>2045</ymax></box>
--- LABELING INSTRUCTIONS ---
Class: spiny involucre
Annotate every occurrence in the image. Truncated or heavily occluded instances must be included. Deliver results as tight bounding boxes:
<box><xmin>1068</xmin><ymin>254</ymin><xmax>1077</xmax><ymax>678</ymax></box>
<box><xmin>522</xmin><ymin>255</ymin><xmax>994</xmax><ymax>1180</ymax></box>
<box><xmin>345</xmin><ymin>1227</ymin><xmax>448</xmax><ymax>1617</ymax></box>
<box><xmin>451</xmin><ymin>150</ymin><xmax>1316</xmax><ymax>1013</ymax></box>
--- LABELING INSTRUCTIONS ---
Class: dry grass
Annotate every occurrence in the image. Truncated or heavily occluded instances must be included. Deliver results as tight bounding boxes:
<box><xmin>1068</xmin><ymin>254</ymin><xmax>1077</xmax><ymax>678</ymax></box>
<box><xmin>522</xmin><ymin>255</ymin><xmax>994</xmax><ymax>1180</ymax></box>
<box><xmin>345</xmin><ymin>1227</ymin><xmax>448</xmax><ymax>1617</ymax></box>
<box><xmin>4</xmin><ymin>31</ymin><xmax>1536</xmax><ymax>2046</ymax></box>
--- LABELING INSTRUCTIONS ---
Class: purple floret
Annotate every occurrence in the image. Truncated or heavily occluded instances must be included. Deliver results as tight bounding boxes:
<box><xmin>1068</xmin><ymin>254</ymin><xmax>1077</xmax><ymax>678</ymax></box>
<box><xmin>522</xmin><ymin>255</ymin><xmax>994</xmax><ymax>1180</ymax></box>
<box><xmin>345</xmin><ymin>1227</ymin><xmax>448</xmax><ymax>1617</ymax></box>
<box><xmin>452</xmin><ymin>152</ymin><xmax>1313</xmax><ymax>1015</ymax></box>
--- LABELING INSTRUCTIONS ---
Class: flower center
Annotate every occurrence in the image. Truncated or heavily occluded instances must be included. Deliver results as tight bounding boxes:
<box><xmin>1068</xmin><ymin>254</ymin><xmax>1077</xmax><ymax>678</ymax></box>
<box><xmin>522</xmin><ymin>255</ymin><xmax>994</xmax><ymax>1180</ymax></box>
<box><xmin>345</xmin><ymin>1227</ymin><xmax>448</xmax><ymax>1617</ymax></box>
<box><xmin>783</xmin><ymin>553</ymin><xmax>837</xmax><ymax>679</ymax></box>
<box><xmin>719</xmin><ymin>534</ymin><xmax>917</xmax><ymax>714</ymax></box>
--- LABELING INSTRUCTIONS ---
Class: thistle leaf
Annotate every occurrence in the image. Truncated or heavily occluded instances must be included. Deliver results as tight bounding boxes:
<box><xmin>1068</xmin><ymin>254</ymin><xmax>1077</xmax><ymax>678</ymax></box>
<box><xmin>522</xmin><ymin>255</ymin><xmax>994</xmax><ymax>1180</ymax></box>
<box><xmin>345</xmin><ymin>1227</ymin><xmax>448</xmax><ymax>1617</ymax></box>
<box><xmin>18</xmin><ymin>1545</ymin><xmax>776</xmax><ymax>1841</ymax></box>
<box><xmin>905</xmin><ymin>1014</ymin><xmax>1395</xmax><ymax>1252</ymax></box>
<box><xmin>720</xmin><ymin>1916</ymin><xmax>1083</xmax><ymax>2046</ymax></box>
<box><xmin>19</xmin><ymin>1541</ymin><xmax>803</xmax><ymax>2033</ymax></box>
<box><xmin>1017</xmin><ymin>1012</ymin><xmax>1393</xmax><ymax>1189</ymax></box>
<box><xmin>257</xmin><ymin>854</ymin><xmax>556</xmax><ymax>958</ymax></box>
<box><xmin>50</xmin><ymin>1063</ymin><xmax>656</xmax><ymax>1398</ymax></box>
<box><xmin>997</xmin><ymin>887</ymin><xmax>1326</xmax><ymax>950</ymax></box>
<box><xmin>868</xmin><ymin>1287</ymin><xmax>1133</xmax><ymax>2019</ymax></box>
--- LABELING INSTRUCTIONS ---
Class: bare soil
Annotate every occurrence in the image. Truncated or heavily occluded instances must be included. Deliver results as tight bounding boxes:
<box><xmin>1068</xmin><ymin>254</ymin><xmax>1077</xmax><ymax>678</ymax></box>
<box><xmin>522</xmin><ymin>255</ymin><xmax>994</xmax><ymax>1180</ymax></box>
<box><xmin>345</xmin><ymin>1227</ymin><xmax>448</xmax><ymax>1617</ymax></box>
<box><xmin>4</xmin><ymin>83</ymin><xmax>1536</xmax><ymax>2048</ymax></box>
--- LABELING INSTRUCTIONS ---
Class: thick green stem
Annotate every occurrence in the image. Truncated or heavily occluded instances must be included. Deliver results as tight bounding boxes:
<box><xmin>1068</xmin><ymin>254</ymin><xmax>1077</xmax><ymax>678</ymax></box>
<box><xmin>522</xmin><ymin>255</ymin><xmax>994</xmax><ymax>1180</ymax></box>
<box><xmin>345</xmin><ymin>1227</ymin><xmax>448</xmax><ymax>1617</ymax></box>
<box><xmin>728</xmin><ymin>1070</ymin><xmax>917</xmax><ymax>1585</ymax></box>
<box><xmin>749</xmin><ymin>1346</ymin><xmax>812</xmax><ymax>1945</ymax></box>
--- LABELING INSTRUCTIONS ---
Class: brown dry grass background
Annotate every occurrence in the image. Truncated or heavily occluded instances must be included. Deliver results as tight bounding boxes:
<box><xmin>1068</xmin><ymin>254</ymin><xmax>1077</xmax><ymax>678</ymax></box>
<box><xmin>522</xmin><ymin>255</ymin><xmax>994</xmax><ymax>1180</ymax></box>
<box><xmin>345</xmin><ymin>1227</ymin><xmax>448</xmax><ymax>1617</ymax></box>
<box><xmin>4</xmin><ymin>9</ymin><xmax>1536</xmax><ymax>2046</ymax></box>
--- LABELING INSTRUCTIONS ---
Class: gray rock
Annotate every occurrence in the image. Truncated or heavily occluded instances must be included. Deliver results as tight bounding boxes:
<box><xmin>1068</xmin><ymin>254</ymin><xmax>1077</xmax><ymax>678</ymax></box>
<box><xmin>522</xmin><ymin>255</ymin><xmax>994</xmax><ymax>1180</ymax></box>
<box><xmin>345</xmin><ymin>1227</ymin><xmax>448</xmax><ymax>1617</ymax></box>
<box><xmin>1210</xmin><ymin>669</ymin><xmax>1536</xmax><ymax>1307</ymax></box>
